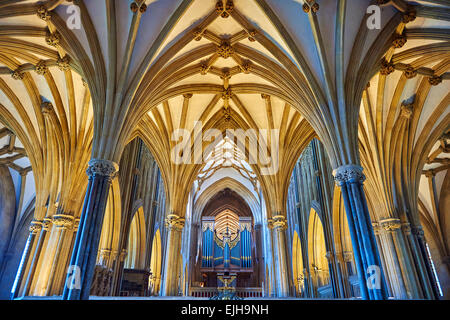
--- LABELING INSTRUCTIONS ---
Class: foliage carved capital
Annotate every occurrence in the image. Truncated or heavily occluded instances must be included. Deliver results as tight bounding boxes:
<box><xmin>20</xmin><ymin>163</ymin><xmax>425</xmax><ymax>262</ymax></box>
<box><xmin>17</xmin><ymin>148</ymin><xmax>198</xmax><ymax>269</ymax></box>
<box><xmin>333</xmin><ymin>164</ymin><xmax>366</xmax><ymax>185</ymax></box>
<box><xmin>86</xmin><ymin>159</ymin><xmax>119</xmax><ymax>178</ymax></box>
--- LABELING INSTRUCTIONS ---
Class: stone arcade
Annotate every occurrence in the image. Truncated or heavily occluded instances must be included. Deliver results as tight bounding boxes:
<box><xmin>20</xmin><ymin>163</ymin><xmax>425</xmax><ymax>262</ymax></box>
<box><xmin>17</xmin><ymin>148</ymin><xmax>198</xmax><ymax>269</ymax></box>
<box><xmin>0</xmin><ymin>0</ymin><xmax>448</xmax><ymax>301</ymax></box>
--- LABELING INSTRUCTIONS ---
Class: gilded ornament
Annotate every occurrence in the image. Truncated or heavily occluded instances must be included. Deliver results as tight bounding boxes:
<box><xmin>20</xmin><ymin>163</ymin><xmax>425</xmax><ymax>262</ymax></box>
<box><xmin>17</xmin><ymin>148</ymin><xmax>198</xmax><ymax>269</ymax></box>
<box><xmin>11</xmin><ymin>70</ymin><xmax>24</xmax><ymax>80</ymax></box>
<box><xmin>380</xmin><ymin>58</ymin><xmax>395</xmax><ymax>76</ymax></box>
<box><xmin>217</xmin><ymin>41</ymin><xmax>234</xmax><ymax>59</ymax></box>
<box><xmin>37</xmin><ymin>5</ymin><xmax>51</xmax><ymax>21</ymax></box>
<box><xmin>428</xmin><ymin>75</ymin><xmax>442</xmax><ymax>86</ymax></box>
<box><xmin>35</xmin><ymin>60</ymin><xmax>48</xmax><ymax>75</ymax></box>
<box><xmin>404</xmin><ymin>66</ymin><xmax>417</xmax><ymax>79</ymax></box>
<box><xmin>57</xmin><ymin>56</ymin><xmax>71</xmax><ymax>71</ymax></box>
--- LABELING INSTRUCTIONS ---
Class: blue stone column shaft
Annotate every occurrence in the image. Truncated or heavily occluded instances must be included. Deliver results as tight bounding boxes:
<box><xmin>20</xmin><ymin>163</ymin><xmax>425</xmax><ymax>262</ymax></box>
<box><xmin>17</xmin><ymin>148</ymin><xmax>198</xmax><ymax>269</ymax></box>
<box><xmin>334</xmin><ymin>165</ymin><xmax>388</xmax><ymax>300</ymax></box>
<box><xmin>62</xmin><ymin>159</ymin><xmax>118</xmax><ymax>300</ymax></box>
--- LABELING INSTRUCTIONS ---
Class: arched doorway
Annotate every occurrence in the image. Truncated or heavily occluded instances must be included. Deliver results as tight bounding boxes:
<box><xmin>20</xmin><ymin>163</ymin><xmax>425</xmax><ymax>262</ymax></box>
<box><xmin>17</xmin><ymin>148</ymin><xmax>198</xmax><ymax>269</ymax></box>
<box><xmin>332</xmin><ymin>186</ymin><xmax>358</xmax><ymax>297</ymax></box>
<box><xmin>149</xmin><ymin>229</ymin><xmax>162</xmax><ymax>296</ymax></box>
<box><xmin>308</xmin><ymin>209</ymin><xmax>330</xmax><ymax>297</ymax></box>
<box><xmin>125</xmin><ymin>207</ymin><xmax>146</xmax><ymax>270</ymax></box>
<box><xmin>292</xmin><ymin>231</ymin><xmax>304</xmax><ymax>297</ymax></box>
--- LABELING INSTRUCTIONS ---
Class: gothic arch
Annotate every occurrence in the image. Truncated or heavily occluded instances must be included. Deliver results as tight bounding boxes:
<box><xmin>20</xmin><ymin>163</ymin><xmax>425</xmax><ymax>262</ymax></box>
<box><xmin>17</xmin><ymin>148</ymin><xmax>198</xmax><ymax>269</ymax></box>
<box><xmin>124</xmin><ymin>207</ymin><xmax>146</xmax><ymax>270</ymax></box>
<box><xmin>307</xmin><ymin>208</ymin><xmax>330</xmax><ymax>293</ymax></box>
<box><xmin>150</xmin><ymin>229</ymin><xmax>162</xmax><ymax>296</ymax></box>
<box><xmin>292</xmin><ymin>231</ymin><xmax>304</xmax><ymax>297</ymax></box>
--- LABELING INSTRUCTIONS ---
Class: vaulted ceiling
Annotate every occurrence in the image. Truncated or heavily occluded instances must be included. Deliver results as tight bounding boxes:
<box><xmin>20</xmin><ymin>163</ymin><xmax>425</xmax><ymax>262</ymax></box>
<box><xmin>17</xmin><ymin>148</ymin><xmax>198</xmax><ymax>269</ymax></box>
<box><xmin>0</xmin><ymin>0</ymin><xmax>448</xmax><ymax>220</ymax></box>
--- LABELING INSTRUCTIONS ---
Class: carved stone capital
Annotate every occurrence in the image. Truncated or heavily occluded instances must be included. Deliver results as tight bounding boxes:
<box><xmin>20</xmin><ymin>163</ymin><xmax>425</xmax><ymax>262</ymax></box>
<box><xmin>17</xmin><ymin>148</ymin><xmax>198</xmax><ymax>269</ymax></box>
<box><xmin>53</xmin><ymin>214</ymin><xmax>74</xmax><ymax>229</ymax></box>
<box><xmin>42</xmin><ymin>218</ymin><xmax>52</xmax><ymax>231</ymax></box>
<box><xmin>380</xmin><ymin>218</ymin><xmax>402</xmax><ymax>232</ymax></box>
<box><xmin>271</xmin><ymin>215</ymin><xmax>287</xmax><ymax>231</ymax></box>
<box><xmin>400</xmin><ymin>103</ymin><xmax>413</xmax><ymax>119</ymax></box>
<box><xmin>165</xmin><ymin>213</ymin><xmax>185</xmax><ymax>232</ymax></box>
<box><xmin>41</xmin><ymin>101</ymin><xmax>53</xmax><ymax>115</ymax></box>
<box><xmin>73</xmin><ymin>218</ymin><xmax>80</xmax><ymax>232</ymax></box>
<box><xmin>99</xmin><ymin>248</ymin><xmax>112</xmax><ymax>262</ymax></box>
<box><xmin>372</xmin><ymin>222</ymin><xmax>381</xmax><ymax>236</ymax></box>
<box><xmin>86</xmin><ymin>159</ymin><xmax>119</xmax><ymax>178</ymax></box>
<box><xmin>333</xmin><ymin>164</ymin><xmax>365</xmax><ymax>185</ymax></box>
<box><xmin>29</xmin><ymin>220</ymin><xmax>43</xmax><ymax>233</ymax></box>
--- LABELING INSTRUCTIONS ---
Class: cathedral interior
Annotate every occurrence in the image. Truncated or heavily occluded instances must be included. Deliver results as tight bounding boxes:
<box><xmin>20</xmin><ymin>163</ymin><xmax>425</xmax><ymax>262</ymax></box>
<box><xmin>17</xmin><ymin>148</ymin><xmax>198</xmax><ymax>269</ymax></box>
<box><xmin>0</xmin><ymin>0</ymin><xmax>448</xmax><ymax>301</ymax></box>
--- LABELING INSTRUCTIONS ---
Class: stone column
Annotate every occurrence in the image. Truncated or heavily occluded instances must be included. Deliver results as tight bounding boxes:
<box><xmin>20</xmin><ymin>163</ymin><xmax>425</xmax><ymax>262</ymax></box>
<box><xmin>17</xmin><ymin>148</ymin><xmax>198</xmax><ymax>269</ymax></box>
<box><xmin>333</xmin><ymin>165</ymin><xmax>388</xmax><ymax>300</ymax></box>
<box><xmin>11</xmin><ymin>220</ymin><xmax>43</xmax><ymax>298</ymax></box>
<box><xmin>161</xmin><ymin>213</ymin><xmax>185</xmax><ymax>296</ymax></box>
<box><xmin>62</xmin><ymin>159</ymin><xmax>118</xmax><ymax>300</ymax></box>
<box><xmin>408</xmin><ymin>225</ymin><xmax>440</xmax><ymax>299</ymax></box>
<box><xmin>45</xmin><ymin>215</ymin><xmax>75</xmax><ymax>295</ymax></box>
<box><xmin>271</xmin><ymin>215</ymin><xmax>289</xmax><ymax>297</ymax></box>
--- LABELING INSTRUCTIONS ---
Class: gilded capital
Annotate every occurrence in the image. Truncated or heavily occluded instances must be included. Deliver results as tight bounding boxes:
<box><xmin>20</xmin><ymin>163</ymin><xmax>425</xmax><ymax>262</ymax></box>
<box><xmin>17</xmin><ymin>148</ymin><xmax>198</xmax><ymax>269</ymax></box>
<box><xmin>372</xmin><ymin>222</ymin><xmax>381</xmax><ymax>236</ymax></box>
<box><xmin>165</xmin><ymin>213</ymin><xmax>185</xmax><ymax>232</ymax></box>
<box><xmin>380</xmin><ymin>218</ymin><xmax>402</xmax><ymax>232</ymax></box>
<box><xmin>29</xmin><ymin>220</ymin><xmax>43</xmax><ymax>234</ymax></box>
<box><xmin>271</xmin><ymin>215</ymin><xmax>287</xmax><ymax>231</ymax></box>
<box><xmin>42</xmin><ymin>218</ymin><xmax>52</xmax><ymax>231</ymax></box>
<box><xmin>53</xmin><ymin>214</ymin><xmax>74</xmax><ymax>229</ymax></box>
<box><xmin>400</xmin><ymin>103</ymin><xmax>413</xmax><ymax>119</ymax></box>
<box><xmin>41</xmin><ymin>101</ymin><xmax>54</xmax><ymax>115</ymax></box>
